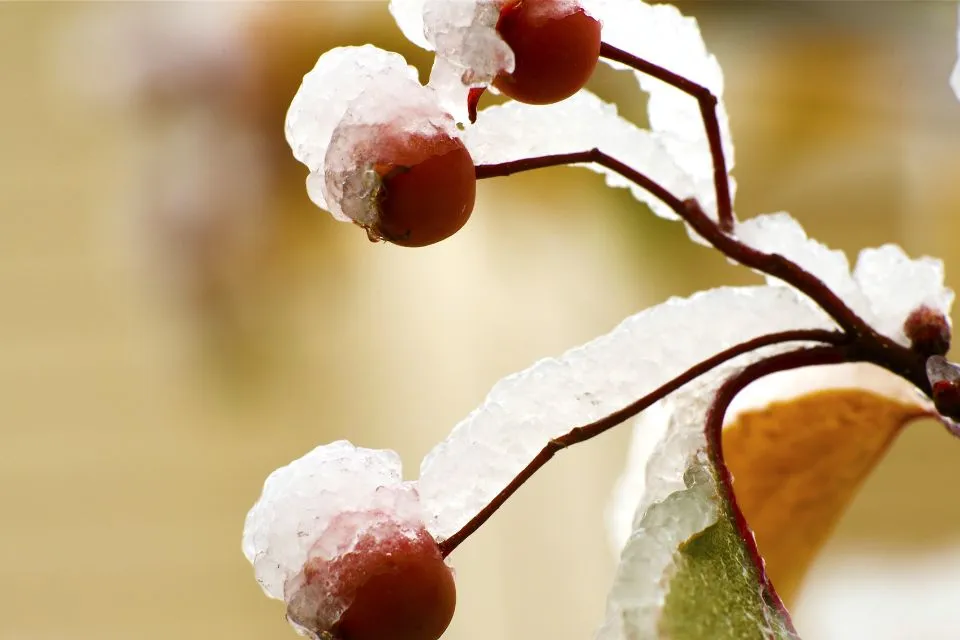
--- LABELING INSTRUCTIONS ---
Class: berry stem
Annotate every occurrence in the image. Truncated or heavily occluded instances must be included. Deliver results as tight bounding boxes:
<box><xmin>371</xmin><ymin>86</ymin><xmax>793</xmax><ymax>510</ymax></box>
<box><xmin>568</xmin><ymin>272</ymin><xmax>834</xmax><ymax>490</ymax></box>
<box><xmin>599</xmin><ymin>42</ymin><xmax>734</xmax><ymax>232</ymax></box>
<box><xmin>437</xmin><ymin>328</ymin><xmax>847</xmax><ymax>557</ymax></box>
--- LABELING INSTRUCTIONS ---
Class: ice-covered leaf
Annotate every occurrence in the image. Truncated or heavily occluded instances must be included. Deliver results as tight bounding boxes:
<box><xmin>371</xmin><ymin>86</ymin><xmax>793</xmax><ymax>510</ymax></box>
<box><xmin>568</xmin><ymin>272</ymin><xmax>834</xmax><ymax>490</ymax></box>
<box><xmin>464</xmin><ymin>90</ymin><xmax>697</xmax><ymax>220</ymax></box>
<box><xmin>584</xmin><ymin>0</ymin><xmax>735</xmax><ymax>219</ymax></box>
<box><xmin>242</xmin><ymin>440</ymin><xmax>415</xmax><ymax>600</ymax></box>
<box><xmin>737</xmin><ymin>213</ymin><xmax>955</xmax><ymax>347</ymax></box>
<box><xmin>604</xmin><ymin>360</ymin><xmax>934</xmax><ymax>639</ymax></box>
<box><xmin>600</xmin><ymin>357</ymin><xmax>798</xmax><ymax>640</ymax></box>
<box><xmin>419</xmin><ymin>285</ymin><xmax>834</xmax><ymax>542</ymax></box>
<box><xmin>285</xmin><ymin>45</ymin><xmax>418</xmax><ymax>217</ymax></box>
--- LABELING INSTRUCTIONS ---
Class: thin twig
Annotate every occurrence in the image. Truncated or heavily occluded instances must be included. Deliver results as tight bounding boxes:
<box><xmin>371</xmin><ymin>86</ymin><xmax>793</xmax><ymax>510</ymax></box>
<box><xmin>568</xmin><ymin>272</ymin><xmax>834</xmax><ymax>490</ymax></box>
<box><xmin>476</xmin><ymin>149</ymin><xmax>875</xmax><ymax>339</ymax></box>
<box><xmin>437</xmin><ymin>328</ymin><xmax>846</xmax><ymax>557</ymax></box>
<box><xmin>599</xmin><ymin>42</ymin><xmax>734</xmax><ymax>232</ymax></box>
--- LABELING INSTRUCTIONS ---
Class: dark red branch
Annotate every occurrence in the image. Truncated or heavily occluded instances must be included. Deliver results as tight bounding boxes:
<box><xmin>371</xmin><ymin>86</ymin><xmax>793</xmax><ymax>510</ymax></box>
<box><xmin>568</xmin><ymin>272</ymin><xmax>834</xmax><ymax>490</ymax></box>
<box><xmin>437</xmin><ymin>328</ymin><xmax>846</xmax><ymax>557</ymax></box>
<box><xmin>476</xmin><ymin>149</ymin><xmax>875</xmax><ymax>340</ymax></box>
<box><xmin>599</xmin><ymin>42</ymin><xmax>734</xmax><ymax>232</ymax></box>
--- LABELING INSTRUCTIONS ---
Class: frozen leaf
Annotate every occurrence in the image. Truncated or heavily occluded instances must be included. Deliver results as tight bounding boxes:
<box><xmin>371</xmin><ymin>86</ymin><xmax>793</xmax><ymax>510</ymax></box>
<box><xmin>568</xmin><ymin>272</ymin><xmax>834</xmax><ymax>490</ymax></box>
<box><xmin>600</xmin><ymin>355</ymin><xmax>799</xmax><ymax>640</ymax></box>
<box><xmin>464</xmin><ymin>90</ymin><xmax>697</xmax><ymax>220</ymax></box>
<box><xmin>285</xmin><ymin>45</ymin><xmax>419</xmax><ymax>217</ymax></box>
<box><xmin>242</xmin><ymin>441</ymin><xmax>419</xmax><ymax>600</ymax></box>
<box><xmin>585</xmin><ymin>0</ymin><xmax>735</xmax><ymax>219</ymax></box>
<box><xmin>419</xmin><ymin>285</ymin><xmax>833</xmax><ymax>541</ymax></box>
<box><xmin>737</xmin><ymin>213</ymin><xmax>954</xmax><ymax>347</ymax></box>
<box><xmin>604</xmin><ymin>360</ymin><xmax>934</xmax><ymax>638</ymax></box>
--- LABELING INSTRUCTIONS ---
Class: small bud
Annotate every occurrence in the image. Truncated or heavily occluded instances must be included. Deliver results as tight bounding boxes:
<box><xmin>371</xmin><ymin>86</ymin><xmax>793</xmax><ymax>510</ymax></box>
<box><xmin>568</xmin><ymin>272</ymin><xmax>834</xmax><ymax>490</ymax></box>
<box><xmin>904</xmin><ymin>305</ymin><xmax>951</xmax><ymax>357</ymax></box>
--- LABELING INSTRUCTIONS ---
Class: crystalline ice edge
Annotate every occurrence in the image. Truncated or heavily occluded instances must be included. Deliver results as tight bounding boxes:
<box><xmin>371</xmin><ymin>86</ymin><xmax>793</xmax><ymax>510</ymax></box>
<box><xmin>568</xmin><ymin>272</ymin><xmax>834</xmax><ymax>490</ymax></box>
<box><xmin>584</xmin><ymin>0</ymin><xmax>735</xmax><ymax>220</ymax></box>
<box><xmin>737</xmin><ymin>213</ymin><xmax>955</xmax><ymax>347</ymax></box>
<box><xmin>242</xmin><ymin>441</ymin><xmax>409</xmax><ymax>600</ymax></box>
<box><xmin>285</xmin><ymin>46</ymin><xmax>419</xmax><ymax>218</ymax></box>
<box><xmin>418</xmin><ymin>285</ymin><xmax>834</xmax><ymax>541</ymax></box>
<box><xmin>463</xmin><ymin>90</ymin><xmax>696</xmax><ymax>221</ymax></box>
<box><xmin>598</xmin><ymin>352</ymin><xmax>793</xmax><ymax>640</ymax></box>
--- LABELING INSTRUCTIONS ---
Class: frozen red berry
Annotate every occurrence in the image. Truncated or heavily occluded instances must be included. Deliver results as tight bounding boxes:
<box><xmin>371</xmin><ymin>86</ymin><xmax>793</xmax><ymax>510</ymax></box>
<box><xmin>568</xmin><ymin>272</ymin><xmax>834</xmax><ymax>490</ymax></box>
<box><xmin>368</xmin><ymin>131</ymin><xmax>477</xmax><ymax>247</ymax></box>
<box><xmin>904</xmin><ymin>305</ymin><xmax>951</xmax><ymax>357</ymax></box>
<box><xmin>289</xmin><ymin>513</ymin><xmax>457</xmax><ymax>640</ymax></box>
<box><xmin>493</xmin><ymin>0</ymin><xmax>602</xmax><ymax>105</ymax></box>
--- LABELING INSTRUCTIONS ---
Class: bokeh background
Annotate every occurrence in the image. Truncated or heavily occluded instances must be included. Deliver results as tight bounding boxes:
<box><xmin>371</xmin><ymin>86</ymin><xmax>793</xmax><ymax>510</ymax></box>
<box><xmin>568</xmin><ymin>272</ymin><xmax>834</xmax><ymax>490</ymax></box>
<box><xmin>3</xmin><ymin>2</ymin><xmax>960</xmax><ymax>639</ymax></box>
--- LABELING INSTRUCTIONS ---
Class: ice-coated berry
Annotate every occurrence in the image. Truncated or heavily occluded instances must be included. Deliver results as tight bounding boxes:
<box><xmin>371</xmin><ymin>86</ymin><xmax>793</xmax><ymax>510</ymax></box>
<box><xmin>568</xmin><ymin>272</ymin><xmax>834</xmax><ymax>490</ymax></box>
<box><xmin>370</xmin><ymin>132</ymin><xmax>477</xmax><ymax>247</ymax></box>
<box><xmin>493</xmin><ymin>0</ymin><xmax>602</xmax><ymax>105</ymax></box>
<box><xmin>289</xmin><ymin>514</ymin><xmax>457</xmax><ymax>640</ymax></box>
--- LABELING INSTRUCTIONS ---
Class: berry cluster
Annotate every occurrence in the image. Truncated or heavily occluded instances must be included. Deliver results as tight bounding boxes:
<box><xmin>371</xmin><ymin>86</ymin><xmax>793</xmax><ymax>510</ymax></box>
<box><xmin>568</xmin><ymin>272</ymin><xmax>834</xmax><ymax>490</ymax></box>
<box><xmin>249</xmin><ymin>1</ymin><xmax>960</xmax><ymax>639</ymax></box>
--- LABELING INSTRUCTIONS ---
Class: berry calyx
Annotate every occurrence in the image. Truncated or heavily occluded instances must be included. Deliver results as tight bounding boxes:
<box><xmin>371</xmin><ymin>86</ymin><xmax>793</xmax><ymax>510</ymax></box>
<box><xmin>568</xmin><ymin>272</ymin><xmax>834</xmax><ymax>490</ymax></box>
<box><xmin>493</xmin><ymin>0</ymin><xmax>602</xmax><ymax>105</ymax></box>
<box><xmin>369</xmin><ymin>132</ymin><xmax>476</xmax><ymax>247</ymax></box>
<box><xmin>904</xmin><ymin>305</ymin><xmax>951</xmax><ymax>357</ymax></box>
<box><xmin>290</xmin><ymin>513</ymin><xmax>457</xmax><ymax>640</ymax></box>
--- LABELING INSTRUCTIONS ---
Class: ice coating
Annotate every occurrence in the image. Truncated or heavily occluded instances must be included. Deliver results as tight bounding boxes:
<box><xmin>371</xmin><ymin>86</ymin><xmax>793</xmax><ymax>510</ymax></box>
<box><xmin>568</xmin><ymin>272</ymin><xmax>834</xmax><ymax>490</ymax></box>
<box><xmin>285</xmin><ymin>45</ymin><xmax>419</xmax><ymax>218</ymax></box>
<box><xmin>737</xmin><ymin>213</ymin><xmax>955</xmax><ymax>347</ymax></box>
<box><xmin>323</xmin><ymin>71</ymin><xmax>461</xmax><ymax>225</ymax></box>
<box><xmin>584</xmin><ymin>0</ymin><xmax>735</xmax><ymax>220</ymax></box>
<box><xmin>389</xmin><ymin>0</ymin><xmax>433</xmax><ymax>51</ymax></box>
<box><xmin>853</xmin><ymin>245</ymin><xmax>954</xmax><ymax>345</ymax></box>
<box><xmin>464</xmin><ymin>90</ymin><xmax>696</xmax><ymax>220</ymax></box>
<box><xmin>418</xmin><ymin>285</ymin><xmax>834</xmax><ymax>541</ymax></box>
<box><xmin>598</xmin><ymin>353</ymin><xmax>793</xmax><ymax>640</ymax></box>
<box><xmin>424</xmin><ymin>0</ymin><xmax>514</xmax><ymax>86</ymax></box>
<box><xmin>242</xmin><ymin>440</ymin><xmax>410</xmax><ymax>600</ymax></box>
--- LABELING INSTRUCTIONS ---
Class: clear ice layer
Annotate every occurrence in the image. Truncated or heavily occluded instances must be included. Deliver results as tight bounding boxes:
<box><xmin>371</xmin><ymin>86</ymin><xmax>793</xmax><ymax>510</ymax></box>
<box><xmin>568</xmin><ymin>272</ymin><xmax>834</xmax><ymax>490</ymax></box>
<box><xmin>418</xmin><ymin>286</ymin><xmax>834</xmax><ymax>542</ymax></box>
<box><xmin>242</xmin><ymin>440</ymin><xmax>417</xmax><ymax>600</ymax></box>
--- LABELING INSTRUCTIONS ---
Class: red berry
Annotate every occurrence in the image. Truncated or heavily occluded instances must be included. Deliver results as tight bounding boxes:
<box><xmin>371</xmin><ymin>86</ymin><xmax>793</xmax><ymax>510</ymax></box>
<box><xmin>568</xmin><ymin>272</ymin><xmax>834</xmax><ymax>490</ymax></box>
<box><xmin>369</xmin><ymin>132</ymin><xmax>476</xmax><ymax>247</ymax></box>
<box><xmin>493</xmin><ymin>0</ymin><xmax>602</xmax><ymax>105</ymax></box>
<box><xmin>293</xmin><ymin>515</ymin><xmax>457</xmax><ymax>640</ymax></box>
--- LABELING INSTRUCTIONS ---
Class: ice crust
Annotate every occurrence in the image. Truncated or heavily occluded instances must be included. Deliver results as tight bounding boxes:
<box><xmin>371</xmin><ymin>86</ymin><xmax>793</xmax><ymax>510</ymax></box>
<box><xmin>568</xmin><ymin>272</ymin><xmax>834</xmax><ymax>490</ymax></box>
<box><xmin>463</xmin><ymin>90</ymin><xmax>696</xmax><ymax>220</ymax></box>
<box><xmin>242</xmin><ymin>440</ymin><xmax>419</xmax><ymax>601</ymax></box>
<box><xmin>583</xmin><ymin>0</ymin><xmax>735</xmax><ymax>220</ymax></box>
<box><xmin>285</xmin><ymin>45</ymin><xmax>419</xmax><ymax>219</ymax></box>
<box><xmin>418</xmin><ymin>286</ymin><xmax>834</xmax><ymax>541</ymax></box>
<box><xmin>737</xmin><ymin>213</ymin><xmax>954</xmax><ymax>347</ymax></box>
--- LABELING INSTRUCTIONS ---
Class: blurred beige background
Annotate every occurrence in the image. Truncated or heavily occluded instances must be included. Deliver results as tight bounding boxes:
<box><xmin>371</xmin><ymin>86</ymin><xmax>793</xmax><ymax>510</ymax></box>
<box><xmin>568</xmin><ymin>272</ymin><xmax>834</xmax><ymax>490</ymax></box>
<box><xmin>2</xmin><ymin>2</ymin><xmax>960</xmax><ymax>639</ymax></box>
